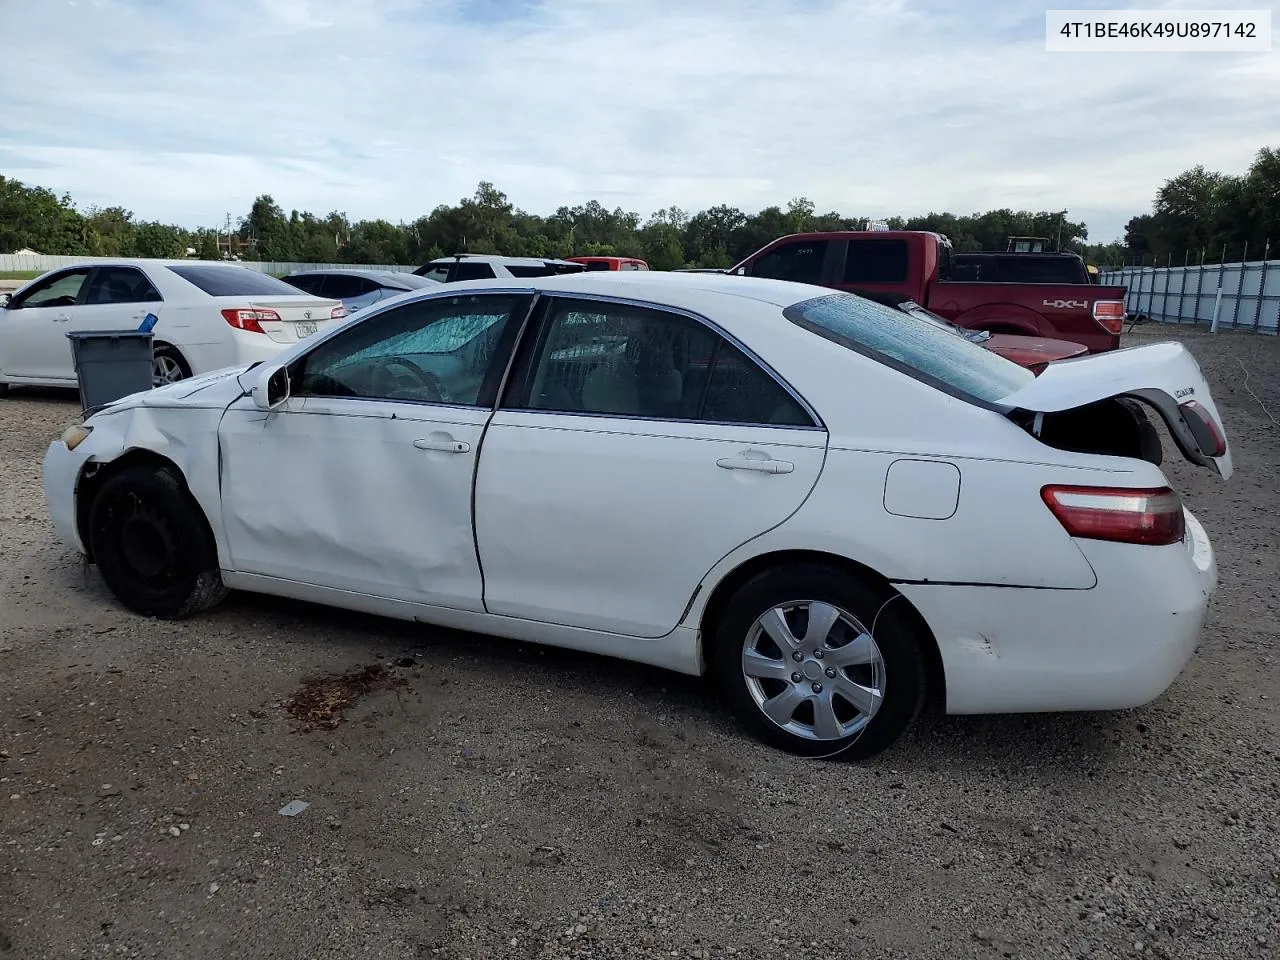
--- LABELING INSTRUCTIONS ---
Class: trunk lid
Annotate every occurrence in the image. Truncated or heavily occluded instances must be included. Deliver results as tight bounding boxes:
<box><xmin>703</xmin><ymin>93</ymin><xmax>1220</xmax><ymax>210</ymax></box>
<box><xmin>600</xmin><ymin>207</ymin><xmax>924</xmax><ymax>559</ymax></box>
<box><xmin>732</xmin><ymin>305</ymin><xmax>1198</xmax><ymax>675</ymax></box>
<box><xmin>248</xmin><ymin>297</ymin><xmax>344</xmax><ymax>344</ymax></box>
<box><xmin>996</xmin><ymin>341</ymin><xmax>1232</xmax><ymax>478</ymax></box>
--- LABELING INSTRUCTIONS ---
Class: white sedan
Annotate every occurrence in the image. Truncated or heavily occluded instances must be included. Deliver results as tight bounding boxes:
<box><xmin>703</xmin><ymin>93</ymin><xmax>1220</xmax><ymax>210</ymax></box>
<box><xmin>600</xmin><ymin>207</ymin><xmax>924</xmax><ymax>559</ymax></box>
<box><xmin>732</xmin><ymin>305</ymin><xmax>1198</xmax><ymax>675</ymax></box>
<box><xmin>40</xmin><ymin>272</ymin><xmax>1231</xmax><ymax>758</ymax></box>
<box><xmin>0</xmin><ymin>259</ymin><xmax>346</xmax><ymax>391</ymax></box>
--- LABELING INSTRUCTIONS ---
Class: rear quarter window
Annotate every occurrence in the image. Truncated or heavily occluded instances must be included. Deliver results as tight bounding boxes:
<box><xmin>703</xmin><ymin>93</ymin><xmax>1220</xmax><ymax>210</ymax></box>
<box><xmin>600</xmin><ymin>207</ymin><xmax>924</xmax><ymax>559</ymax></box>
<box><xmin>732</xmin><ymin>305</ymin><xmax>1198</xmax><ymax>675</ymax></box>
<box><xmin>784</xmin><ymin>292</ymin><xmax>1034</xmax><ymax>404</ymax></box>
<box><xmin>168</xmin><ymin>265</ymin><xmax>306</xmax><ymax>297</ymax></box>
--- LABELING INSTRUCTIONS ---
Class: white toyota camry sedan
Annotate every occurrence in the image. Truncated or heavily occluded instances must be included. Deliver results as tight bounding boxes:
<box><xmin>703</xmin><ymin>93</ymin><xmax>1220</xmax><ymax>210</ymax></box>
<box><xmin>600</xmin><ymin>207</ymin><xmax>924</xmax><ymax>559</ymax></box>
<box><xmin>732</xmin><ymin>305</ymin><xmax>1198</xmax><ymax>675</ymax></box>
<box><xmin>1</xmin><ymin>260</ymin><xmax>346</xmax><ymax>391</ymax></box>
<box><xmin>41</xmin><ymin>272</ymin><xmax>1231</xmax><ymax>759</ymax></box>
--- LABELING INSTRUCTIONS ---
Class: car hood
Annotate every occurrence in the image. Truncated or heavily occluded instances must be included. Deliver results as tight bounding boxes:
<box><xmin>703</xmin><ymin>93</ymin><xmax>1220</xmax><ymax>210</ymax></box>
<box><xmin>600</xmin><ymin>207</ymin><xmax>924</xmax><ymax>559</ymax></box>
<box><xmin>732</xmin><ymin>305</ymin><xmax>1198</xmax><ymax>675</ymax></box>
<box><xmin>996</xmin><ymin>341</ymin><xmax>1232</xmax><ymax>479</ymax></box>
<box><xmin>88</xmin><ymin>364</ymin><xmax>252</xmax><ymax>419</ymax></box>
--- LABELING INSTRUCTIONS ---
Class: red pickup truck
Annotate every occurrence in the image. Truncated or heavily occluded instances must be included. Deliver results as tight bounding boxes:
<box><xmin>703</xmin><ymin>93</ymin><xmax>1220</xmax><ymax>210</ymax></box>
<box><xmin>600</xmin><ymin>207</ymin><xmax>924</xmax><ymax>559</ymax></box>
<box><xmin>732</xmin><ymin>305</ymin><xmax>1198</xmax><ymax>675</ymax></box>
<box><xmin>729</xmin><ymin>231</ymin><xmax>1127</xmax><ymax>352</ymax></box>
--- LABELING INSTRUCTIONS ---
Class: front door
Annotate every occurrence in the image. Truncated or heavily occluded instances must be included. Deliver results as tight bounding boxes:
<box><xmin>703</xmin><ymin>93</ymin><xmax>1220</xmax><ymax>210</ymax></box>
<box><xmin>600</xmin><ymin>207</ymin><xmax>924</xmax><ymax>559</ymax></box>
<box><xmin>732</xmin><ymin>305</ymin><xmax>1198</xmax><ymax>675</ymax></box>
<box><xmin>217</xmin><ymin>291</ymin><xmax>533</xmax><ymax>609</ymax></box>
<box><xmin>0</xmin><ymin>267</ymin><xmax>93</xmax><ymax>380</ymax></box>
<box><xmin>474</xmin><ymin>295</ymin><xmax>828</xmax><ymax>638</ymax></box>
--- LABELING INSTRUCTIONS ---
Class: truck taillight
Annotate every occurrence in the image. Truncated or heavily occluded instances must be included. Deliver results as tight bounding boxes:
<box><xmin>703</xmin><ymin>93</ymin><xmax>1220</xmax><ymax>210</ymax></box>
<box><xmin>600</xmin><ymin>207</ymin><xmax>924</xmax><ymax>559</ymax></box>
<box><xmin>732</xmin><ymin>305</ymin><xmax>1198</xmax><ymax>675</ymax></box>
<box><xmin>1041</xmin><ymin>485</ymin><xmax>1185</xmax><ymax>546</ymax></box>
<box><xmin>1092</xmin><ymin>300</ymin><xmax>1126</xmax><ymax>334</ymax></box>
<box><xmin>1179</xmin><ymin>400</ymin><xmax>1227</xmax><ymax>457</ymax></box>
<box><xmin>220</xmin><ymin>308</ymin><xmax>282</xmax><ymax>334</ymax></box>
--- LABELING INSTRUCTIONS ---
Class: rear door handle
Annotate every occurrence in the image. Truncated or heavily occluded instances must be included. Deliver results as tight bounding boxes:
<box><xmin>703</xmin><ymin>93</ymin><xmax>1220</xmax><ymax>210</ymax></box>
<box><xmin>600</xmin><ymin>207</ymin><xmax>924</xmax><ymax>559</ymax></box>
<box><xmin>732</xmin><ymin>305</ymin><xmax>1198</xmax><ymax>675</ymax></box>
<box><xmin>414</xmin><ymin>437</ymin><xmax>470</xmax><ymax>454</ymax></box>
<box><xmin>54</xmin><ymin>314</ymin><xmax>72</xmax><ymax>323</ymax></box>
<box><xmin>716</xmin><ymin>457</ymin><xmax>794</xmax><ymax>474</ymax></box>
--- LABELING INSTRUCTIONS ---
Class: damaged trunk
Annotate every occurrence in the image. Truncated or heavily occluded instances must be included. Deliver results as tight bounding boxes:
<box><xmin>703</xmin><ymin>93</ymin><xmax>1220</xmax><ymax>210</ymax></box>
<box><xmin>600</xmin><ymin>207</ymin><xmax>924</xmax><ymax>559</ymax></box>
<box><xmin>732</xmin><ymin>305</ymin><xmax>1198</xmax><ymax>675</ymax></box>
<box><xmin>996</xmin><ymin>341</ymin><xmax>1233</xmax><ymax>479</ymax></box>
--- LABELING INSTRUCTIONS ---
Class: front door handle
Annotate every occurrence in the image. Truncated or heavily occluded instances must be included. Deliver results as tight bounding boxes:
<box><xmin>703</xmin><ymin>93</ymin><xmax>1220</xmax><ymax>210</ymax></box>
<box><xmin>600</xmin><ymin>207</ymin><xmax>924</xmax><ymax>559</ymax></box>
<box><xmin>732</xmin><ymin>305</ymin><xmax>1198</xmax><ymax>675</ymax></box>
<box><xmin>54</xmin><ymin>314</ymin><xmax>72</xmax><ymax>323</ymax></box>
<box><xmin>414</xmin><ymin>436</ymin><xmax>470</xmax><ymax>454</ymax></box>
<box><xmin>716</xmin><ymin>457</ymin><xmax>794</xmax><ymax>475</ymax></box>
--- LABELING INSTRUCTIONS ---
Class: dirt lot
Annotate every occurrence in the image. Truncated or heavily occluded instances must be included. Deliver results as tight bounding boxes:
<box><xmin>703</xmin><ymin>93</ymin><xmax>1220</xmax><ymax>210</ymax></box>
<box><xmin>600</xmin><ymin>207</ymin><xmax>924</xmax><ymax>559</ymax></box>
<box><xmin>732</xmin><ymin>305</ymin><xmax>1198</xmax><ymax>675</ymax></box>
<box><xmin>1</xmin><ymin>326</ymin><xmax>1277</xmax><ymax>960</ymax></box>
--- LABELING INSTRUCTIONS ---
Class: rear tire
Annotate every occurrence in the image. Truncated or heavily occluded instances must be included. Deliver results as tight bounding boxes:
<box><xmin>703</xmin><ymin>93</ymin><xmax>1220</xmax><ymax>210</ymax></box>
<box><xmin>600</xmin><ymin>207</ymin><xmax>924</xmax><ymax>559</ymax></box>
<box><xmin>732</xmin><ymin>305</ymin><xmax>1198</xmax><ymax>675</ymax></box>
<box><xmin>153</xmin><ymin>345</ymin><xmax>191</xmax><ymax>385</ymax></box>
<box><xmin>87</xmin><ymin>464</ymin><xmax>228</xmax><ymax>619</ymax></box>
<box><xmin>713</xmin><ymin>564</ymin><xmax>927</xmax><ymax>760</ymax></box>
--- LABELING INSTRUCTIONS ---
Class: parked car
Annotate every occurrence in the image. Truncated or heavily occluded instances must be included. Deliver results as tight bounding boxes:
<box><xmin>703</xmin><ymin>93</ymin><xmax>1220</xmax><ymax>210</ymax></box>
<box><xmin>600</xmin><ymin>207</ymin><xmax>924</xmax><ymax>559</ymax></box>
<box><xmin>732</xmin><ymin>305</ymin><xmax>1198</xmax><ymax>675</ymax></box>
<box><xmin>413</xmin><ymin>254</ymin><xmax>586</xmax><ymax>283</ymax></box>
<box><xmin>280</xmin><ymin>268</ymin><xmax>439</xmax><ymax>314</ymax></box>
<box><xmin>42</xmin><ymin>272</ymin><xmax>1230</xmax><ymax>760</ymax></box>
<box><xmin>564</xmin><ymin>256</ymin><xmax>649</xmax><ymax>271</ymax></box>
<box><xmin>730</xmin><ymin>231</ymin><xmax>1128</xmax><ymax>353</ymax></box>
<box><xmin>0</xmin><ymin>260</ymin><xmax>346</xmax><ymax>392</ymax></box>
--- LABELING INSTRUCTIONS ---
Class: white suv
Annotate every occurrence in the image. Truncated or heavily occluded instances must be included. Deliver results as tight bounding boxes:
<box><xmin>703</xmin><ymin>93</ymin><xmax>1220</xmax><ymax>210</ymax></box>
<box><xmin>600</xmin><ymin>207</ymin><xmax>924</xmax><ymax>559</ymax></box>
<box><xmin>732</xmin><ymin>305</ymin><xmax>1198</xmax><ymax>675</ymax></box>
<box><xmin>413</xmin><ymin>254</ymin><xmax>586</xmax><ymax>283</ymax></box>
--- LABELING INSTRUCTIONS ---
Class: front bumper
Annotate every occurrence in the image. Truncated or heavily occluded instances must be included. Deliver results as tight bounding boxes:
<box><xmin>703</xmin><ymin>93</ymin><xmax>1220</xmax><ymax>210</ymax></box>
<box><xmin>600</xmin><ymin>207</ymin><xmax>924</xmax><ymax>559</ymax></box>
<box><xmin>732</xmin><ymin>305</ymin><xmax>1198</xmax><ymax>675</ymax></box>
<box><xmin>43</xmin><ymin>437</ymin><xmax>89</xmax><ymax>554</ymax></box>
<box><xmin>898</xmin><ymin>508</ymin><xmax>1216</xmax><ymax>715</ymax></box>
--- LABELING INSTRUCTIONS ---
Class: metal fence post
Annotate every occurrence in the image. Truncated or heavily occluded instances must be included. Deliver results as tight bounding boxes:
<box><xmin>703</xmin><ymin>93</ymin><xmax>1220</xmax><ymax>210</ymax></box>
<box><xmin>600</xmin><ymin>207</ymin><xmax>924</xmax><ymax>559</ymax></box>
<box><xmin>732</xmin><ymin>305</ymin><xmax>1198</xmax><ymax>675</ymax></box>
<box><xmin>1251</xmin><ymin>239</ymin><xmax>1270</xmax><ymax>331</ymax></box>
<box><xmin>1177</xmin><ymin>249</ymin><xmax>1189</xmax><ymax>321</ymax></box>
<box><xmin>1194</xmin><ymin>250</ymin><xmax>1206</xmax><ymax>323</ymax></box>
<box><xmin>1231</xmin><ymin>242</ymin><xmax>1249</xmax><ymax>327</ymax></box>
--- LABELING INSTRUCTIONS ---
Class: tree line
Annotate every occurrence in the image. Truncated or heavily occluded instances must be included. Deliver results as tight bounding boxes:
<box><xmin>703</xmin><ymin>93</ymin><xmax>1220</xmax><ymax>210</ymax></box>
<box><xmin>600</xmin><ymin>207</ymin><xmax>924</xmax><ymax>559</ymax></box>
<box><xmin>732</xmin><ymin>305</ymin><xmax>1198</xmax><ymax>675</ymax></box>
<box><xmin>2</xmin><ymin>145</ymin><xmax>1276</xmax><ymax>270</ymax></box>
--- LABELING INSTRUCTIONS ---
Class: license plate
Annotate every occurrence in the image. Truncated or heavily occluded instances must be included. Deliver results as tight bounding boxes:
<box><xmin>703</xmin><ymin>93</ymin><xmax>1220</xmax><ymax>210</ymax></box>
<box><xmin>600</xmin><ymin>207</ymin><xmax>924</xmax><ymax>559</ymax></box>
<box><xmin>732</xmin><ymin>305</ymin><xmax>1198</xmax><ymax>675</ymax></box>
<box><xmin>295</xmin><ymin>321</ymin><xmax>318</xmax><ymax>338</ymax></box>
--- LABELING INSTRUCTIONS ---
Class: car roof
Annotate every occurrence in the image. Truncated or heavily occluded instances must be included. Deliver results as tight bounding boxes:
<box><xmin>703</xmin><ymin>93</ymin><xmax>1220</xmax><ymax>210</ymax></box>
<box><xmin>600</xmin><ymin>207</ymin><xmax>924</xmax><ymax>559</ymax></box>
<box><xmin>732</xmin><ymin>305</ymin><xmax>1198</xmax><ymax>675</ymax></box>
<box><xmin>283</xmin><ymin>267</ymin><xmax>430</xmax><ymax>287</ymax></box>
<box><xmin>427</xmin><ymin>254</ymin><xmax>582</xmax><ymax>267</ymax></box>
<box><xmin>425</xmin><ymin>270</ymin><xmax>828</xmax><ymax>312</ymax></box>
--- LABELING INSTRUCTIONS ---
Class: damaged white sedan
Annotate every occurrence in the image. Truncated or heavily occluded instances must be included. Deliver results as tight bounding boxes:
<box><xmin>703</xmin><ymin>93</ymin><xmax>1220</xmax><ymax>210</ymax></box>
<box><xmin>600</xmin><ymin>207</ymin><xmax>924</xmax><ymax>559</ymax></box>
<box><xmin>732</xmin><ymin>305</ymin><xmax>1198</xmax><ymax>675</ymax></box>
<box><xmin>42</xmin><ymin>273</ymin><xmax>1231</xmax><ymax>759</ymax></box>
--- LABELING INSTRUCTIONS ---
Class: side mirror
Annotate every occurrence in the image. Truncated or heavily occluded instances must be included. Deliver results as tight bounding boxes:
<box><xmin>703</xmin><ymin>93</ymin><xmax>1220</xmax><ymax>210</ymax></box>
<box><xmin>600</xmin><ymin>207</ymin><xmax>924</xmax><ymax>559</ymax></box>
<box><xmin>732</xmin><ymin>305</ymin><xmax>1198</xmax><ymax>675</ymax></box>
<box><xmin>251</xmin><ymin>363</ymin><xmax>290</xmax><ymax>411</ymax></box>
<box><xmin>0</xmin><ymin>293</ymin><xmax>10</xmax><ymax>308</ymax></box>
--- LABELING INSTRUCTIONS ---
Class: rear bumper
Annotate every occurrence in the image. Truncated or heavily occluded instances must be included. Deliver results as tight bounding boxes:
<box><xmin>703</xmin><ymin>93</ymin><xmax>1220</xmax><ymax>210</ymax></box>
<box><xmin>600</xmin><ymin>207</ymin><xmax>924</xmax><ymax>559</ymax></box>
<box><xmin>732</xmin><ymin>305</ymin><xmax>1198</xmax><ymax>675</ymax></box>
<box><xmin>899</xmin><ymin>508</ymin><xmax>1216</xmax><ymax>714</ymax></box>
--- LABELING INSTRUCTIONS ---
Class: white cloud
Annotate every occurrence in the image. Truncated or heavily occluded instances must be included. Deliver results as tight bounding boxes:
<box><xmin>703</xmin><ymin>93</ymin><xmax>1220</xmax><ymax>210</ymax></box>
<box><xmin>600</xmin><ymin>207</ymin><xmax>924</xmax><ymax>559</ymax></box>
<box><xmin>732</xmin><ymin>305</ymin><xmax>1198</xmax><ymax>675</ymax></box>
<box><xmin>1</xmin><ymin>0</ymin><xmax>1276</xmax><ymax>241</ymax></box>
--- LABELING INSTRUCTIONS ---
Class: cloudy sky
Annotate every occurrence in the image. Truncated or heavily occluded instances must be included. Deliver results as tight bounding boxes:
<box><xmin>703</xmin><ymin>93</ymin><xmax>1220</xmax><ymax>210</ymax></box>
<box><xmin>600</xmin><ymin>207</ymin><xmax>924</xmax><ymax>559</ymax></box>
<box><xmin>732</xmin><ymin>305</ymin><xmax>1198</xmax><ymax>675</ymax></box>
<box><xmin>1</xmin><ymin>0</ymin><xmax>1277</xmax><ymax>242</ymax></box>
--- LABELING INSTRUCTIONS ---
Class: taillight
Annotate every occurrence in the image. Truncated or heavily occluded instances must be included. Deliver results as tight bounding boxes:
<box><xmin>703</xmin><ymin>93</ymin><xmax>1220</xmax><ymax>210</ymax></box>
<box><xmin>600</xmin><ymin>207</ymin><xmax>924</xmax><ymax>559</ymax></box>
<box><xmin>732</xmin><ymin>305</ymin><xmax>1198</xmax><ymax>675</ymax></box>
<box><xmin>331</xmin><ymin>305</ymin><xmax>347</xmax><ymax>319</ymax></box>
<box><xmin>1041</xmin><ymin>485</ymin><xmax>1185</xmax><ymax>546</ymax></box>
<box><xmin>1092</xmin><ymin>300</ymin><xmax>1126</xmax><ymax>335</ymax></box>
<box><xmin>220</xmin><ymin>308</ymin><xmax>282</xmax><ymax>334</ymax></box>
<box><xmin>1179</xmin><ymin>400</ymin><xmax>1227</xmax><ymax>457</ymax></box>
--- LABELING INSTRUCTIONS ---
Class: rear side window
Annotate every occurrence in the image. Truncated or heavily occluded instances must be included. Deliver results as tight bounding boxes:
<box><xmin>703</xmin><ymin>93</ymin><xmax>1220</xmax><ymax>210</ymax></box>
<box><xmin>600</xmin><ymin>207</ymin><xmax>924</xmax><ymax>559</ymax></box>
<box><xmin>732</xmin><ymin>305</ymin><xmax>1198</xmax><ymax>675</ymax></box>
<box><xmin>842</xmin><ymin>239</ymin><xmax>909</xmax><ymax>284</ymax></box>
<box><xmin>785</xmin><ymin>293</ymin><xmax>1034</xmax><ymax>404</ymax></box>
<box><xmin>582</xmin><ymin>261</ymin><xmax>612</xmax><ymax>271</ymax></box>
<box><xmin>453</xmin><ymin>262</ymin><xmax>496</xmax><ymax>281</ymax></box>
<box><xmin>747</xmin><ymin>240</ymin><xmax>828</xmax><ymax>284</ymax></box>
<box><xmin>283</xmin><ymin>274</ymin><xmax>324</xmax><ymax>294</ymax></box>
<box><xmin>168</xmin><ymin>265</ymin><xmax>303</xmax><ymax>297</ymax></box>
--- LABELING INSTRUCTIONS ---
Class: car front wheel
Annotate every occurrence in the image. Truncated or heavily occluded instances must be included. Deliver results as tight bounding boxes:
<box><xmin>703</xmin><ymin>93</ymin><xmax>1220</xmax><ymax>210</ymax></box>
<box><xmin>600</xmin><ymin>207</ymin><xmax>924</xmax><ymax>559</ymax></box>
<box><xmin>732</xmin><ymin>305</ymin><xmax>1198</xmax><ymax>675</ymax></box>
<box><xmin>713</xmin><ymin>564</ymin><xmax>928</xmax><ymax>760</ymax></box>
<box><xmin>87</xmin><ymin>463</ymin><xmax>228</xmax><ymax>619</ymax></box>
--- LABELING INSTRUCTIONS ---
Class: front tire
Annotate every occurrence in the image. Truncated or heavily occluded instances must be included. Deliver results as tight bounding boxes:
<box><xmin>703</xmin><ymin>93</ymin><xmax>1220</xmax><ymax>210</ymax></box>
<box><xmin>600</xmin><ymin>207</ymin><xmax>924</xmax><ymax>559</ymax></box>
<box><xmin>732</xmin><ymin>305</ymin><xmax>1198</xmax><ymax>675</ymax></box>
<box><xmin>713</xmin><ymin>565</ymin><xmax>927</xmax><ymax>760</ymax></box>
<box><xmin>87</xmin><ymin>464</ymin><xmax>228</xmax><ymax>619</ymax></box>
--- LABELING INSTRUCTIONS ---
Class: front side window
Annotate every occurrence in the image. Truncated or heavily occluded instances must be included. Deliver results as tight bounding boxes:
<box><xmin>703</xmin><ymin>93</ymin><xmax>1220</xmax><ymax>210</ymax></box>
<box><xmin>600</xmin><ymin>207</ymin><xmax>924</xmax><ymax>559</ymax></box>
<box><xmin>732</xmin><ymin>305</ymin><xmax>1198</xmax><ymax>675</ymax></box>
<box><xmin>785</xmin><ymin>292</ymin><xmax>1034</xmax><ymax>404</ymax></box>
<box><xmin>12</xmin><ymin>269</ymin><xmax>91</xmax><ymax>309</ymax></box>
<box><xmin>418</xmin><ymin>264</ymin><xmax>453</xmax><ymax>283</ymax></box>
<box><xmin>290</xmin><ymin>293</ymin><xmax>529</xmax><ymax>406</ymax></box>
<box><xmin>84</xmin><ymin>267</ymin><xmax>163</xmax><ymax>305</ymax></box>
<box><xmin>518</xmin><ymin>298</ymin><xmax>815</xmax><ymax>426</ymax></box>
<box><xmin>746</xmin><ymin>240</ymin><xmax>828</xmax><ymax>284</ymax></box>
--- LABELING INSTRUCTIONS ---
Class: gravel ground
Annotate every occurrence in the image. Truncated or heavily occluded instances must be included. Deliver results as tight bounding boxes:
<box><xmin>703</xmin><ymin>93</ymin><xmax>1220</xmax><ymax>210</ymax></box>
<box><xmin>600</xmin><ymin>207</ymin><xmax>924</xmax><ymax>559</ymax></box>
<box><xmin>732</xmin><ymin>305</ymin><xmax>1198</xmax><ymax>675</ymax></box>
<box><xmin>1</xmin><ymin>325</ymin><xmax>1277</xmax><ymax>960</ymax></box>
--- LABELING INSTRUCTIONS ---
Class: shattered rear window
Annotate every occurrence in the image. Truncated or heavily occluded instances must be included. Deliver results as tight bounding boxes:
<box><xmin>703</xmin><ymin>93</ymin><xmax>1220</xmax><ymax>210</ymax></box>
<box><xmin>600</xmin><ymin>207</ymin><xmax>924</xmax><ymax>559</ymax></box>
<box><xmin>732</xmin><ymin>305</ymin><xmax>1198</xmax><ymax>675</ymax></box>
<box><xmin>784</xmin><ymin>292</ymin><xmax>1034</xmax><ymax>404</ymax></box>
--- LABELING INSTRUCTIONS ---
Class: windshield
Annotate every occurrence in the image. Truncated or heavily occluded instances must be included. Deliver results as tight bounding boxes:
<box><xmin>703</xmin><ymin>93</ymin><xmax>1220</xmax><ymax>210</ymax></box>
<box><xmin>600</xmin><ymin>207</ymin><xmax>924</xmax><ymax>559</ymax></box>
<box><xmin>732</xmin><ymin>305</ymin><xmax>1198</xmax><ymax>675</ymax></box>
<box><xmin>784</xmin><ymin>292</ymin><xmax>1034</xmax><ymax>404</ymax></box>
<box><xmin>167</xmin><ymin>264</ymin><xmax>307</xmax><ymax>297</ymax></box>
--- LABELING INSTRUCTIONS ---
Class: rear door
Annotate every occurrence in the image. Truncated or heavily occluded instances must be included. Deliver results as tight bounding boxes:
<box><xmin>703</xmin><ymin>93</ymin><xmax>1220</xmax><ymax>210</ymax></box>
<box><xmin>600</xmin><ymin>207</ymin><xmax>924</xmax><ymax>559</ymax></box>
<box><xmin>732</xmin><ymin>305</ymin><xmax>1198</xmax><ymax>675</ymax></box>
<box><xmin>474</xmin><ymin>294</ymin><xmax>828</xmax><ymax>638</ymax></box>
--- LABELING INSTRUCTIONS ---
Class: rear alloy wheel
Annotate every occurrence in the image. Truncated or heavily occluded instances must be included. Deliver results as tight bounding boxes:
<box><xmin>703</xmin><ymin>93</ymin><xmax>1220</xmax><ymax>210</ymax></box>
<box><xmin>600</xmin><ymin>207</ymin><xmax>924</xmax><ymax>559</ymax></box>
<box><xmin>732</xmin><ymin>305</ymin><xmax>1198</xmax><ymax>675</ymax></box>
<box><xmin>87</xmin><ymin>464</ymin><xmax>228</xmax><ymax>619</ymax></box>
<box><xmin>714</xmin><ymin>565</ymin><xmax>927</xmax><ymax>759</ymax></box>
<box><xmin>152</xmin><ymin>345</ymin><xmax>190</xmax><ymax>385</ymax></box>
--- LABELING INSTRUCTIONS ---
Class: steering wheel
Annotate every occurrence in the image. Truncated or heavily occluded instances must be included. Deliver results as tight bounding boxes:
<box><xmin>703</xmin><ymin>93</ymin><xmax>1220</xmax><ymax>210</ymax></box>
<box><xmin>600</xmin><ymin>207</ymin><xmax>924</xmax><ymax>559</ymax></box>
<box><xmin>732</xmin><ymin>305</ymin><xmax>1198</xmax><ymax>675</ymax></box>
<box><xmin>371</xmin><ymin>356</ymin><xmax>451</xmax><ymax>403</ymax></box>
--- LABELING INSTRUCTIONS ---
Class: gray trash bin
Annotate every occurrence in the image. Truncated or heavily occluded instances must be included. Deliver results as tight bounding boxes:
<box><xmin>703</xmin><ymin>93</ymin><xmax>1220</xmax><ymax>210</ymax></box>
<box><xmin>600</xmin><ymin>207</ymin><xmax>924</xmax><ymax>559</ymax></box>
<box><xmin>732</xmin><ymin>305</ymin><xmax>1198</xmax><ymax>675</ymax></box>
<box><xmin>66</xmin><ymin>330</ymin><xmax>156</xmax><ymax>414</ymax></box>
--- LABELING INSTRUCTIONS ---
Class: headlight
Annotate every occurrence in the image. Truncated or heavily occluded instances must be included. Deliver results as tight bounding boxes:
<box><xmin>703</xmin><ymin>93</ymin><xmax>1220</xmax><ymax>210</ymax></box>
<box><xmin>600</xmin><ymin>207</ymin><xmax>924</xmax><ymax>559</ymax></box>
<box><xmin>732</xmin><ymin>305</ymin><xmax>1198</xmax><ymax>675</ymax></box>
<box><xmin>61</xmin><ymin>424</ymin><xmax>93</xmax><ymax>451</ymax></box>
